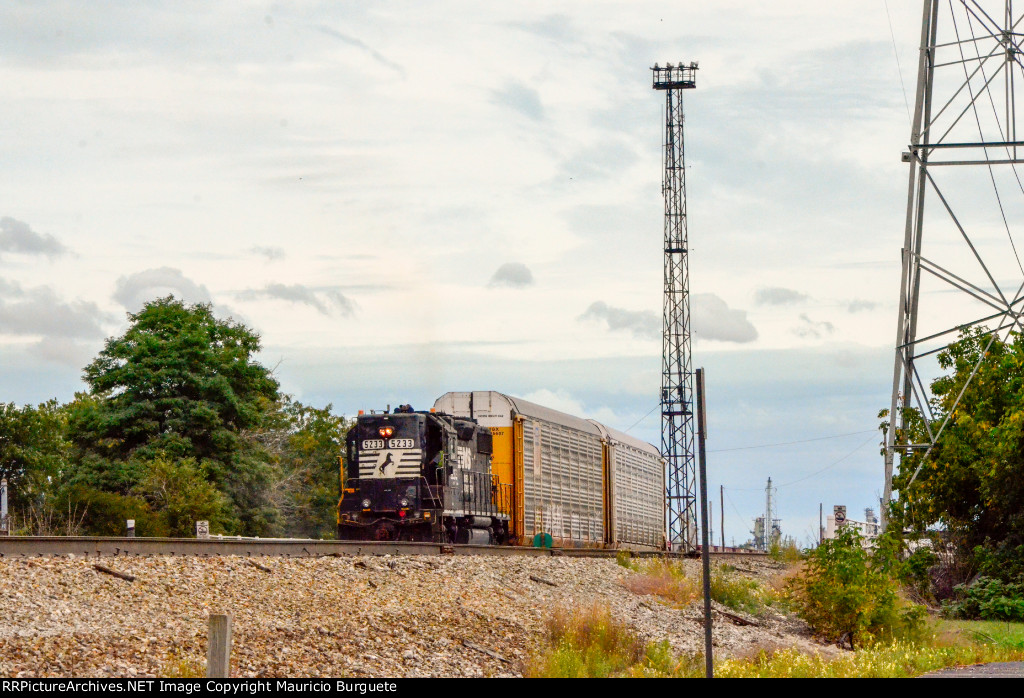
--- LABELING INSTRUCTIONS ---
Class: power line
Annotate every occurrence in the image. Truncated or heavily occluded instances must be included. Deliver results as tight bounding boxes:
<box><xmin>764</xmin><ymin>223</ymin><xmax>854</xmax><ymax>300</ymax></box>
<box><xmin>884</xmin><ymin>0</ymin><xmax>913</xmax><ymax>127</ymax></box>
<box><xmin>724</xmin><ymin>434</ymin><xmax>878</xmax><ymax>491</ymax></box>
<box><xmin>708</xmin><ymin>429</ymin><xmax>876</xmax><ymax>453</ymax></box>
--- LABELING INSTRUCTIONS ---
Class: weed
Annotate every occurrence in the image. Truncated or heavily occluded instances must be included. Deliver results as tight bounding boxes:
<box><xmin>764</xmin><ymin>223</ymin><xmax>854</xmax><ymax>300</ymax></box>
<box><xmin>615</xmin><ymin>550</ymin><xmax>639</xmax><ymax>571</ymax></box>
<box><xmin>715</xmin><ymin>637</ymin><xmax>1024</xmax><ymax>678</ymax></box>
<box><xmin>525</xmin><ymin>605</ymin><xmax>646</xmax><ymax>678</ymax></box>
<box><xmin>160</xmin><ymin>650</ymin><xmax>204</xmax><ymax>678</ymax></box>
<box><xmin>709</xmin><ymin>566</ymin><xmax>762</xmax><ymax>614</ymax></box>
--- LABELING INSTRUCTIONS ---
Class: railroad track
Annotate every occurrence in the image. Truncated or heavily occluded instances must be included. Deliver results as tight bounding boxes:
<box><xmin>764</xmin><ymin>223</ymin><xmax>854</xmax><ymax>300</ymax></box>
<box><xmin>0</xmin><ymin>536</ymin><xmax>765</xmax><ymax>559</ymax></box>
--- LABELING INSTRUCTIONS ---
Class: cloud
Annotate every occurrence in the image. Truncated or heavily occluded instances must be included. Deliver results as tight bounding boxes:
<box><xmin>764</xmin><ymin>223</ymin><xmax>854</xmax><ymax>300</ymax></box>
<box><xmin>488</xmin><ymin>262</ymin><xmax>534</xmax><ymax>288</ymax></box>
<box><xmin>0</xmin><ymin>217</ymin><xmax>67</xmax><ymax>259</ymax></box>
<box><xmin>490</xmin><ymin>82</ymin><xmax>545</xmax><ymax>121</ymax></box>
<box><xmin>579</xmin><ymin>301</ymin><xmax>658</xmax><ymax>340</ymax></box>
<box><xmin>315</xmin><ymin>25</ymin><xmax>405</xmax><ymax>76</ymax></box>
<box><xmin>847</xmin><ymin>299</ymin><xmax>879</xmax><ymax>313</ymax></box>
<box><xmin>510</xmin><ymin>14</ymin><xmax>574</xmax><ymax>42</ymax></box>
<box><xmin>793</xmin><ymin>313</ymin><xmax>836</xmax><ymax>339</ymax></box>
<box><xmin>113</xmin><ymin>267</ymin><xmax>213</xmax><ymax>311</ymax></box>
<box><xmin>755</xmin><ymin>287</ymin><xmax>809</xmax><ymax>305</ymax></box>
<box><xmin>691</xmin><ymin>294</ymin><xmax>759</xmax><ymax>343</ymax></box>
<box><xmin>0</xmin><ymin>279</ymin><xmax>105</xmax><ymax>339</ymax></box>
<box><xmin>559</xmin><ymin>140</ymin><xmax>639</xmax><ymax>181</ymax></box>
<box><xmin>238</xmin><ymin>283</ymin><xmax>354</xmax><ymax>316</ymax></box>
<box><xmin>33</xmin><ymin>336</ymin><xmax>97</xmax><ymax>366</ymax></box>
<box><xmin>250</xmin><ymin>246</ymin><xmax>286</xmax><ymax>261</ymax></box>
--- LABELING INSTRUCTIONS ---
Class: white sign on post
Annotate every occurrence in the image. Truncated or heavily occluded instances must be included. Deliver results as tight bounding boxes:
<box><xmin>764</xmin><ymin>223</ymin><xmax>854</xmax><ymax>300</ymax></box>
<box><xmin>834</xmin><ymin>505</ymin><xmax>847</xmax><ymax>525</ymax></box>
<box><xmin>196</xmin><ymin>520</ymin><xmax>210</xmax><ymax>539</ymax></box>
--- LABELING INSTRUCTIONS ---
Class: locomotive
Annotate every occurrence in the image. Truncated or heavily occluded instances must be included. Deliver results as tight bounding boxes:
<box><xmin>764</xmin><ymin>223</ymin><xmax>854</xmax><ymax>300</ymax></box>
<box><xmin>337</xmin><ymin>405</ymin><xmax>510</xmax><ymax>544</ymax></box>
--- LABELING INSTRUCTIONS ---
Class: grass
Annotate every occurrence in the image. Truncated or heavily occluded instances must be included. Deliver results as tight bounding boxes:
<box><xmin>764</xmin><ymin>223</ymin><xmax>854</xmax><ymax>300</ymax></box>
<box><xmin>527</xmin><ymin>609</ymin><xmax>1024</xmax><ymax>678</ymax></box>
<box><xmin>935</xmin><ymin>618</ymin><xmax>1024</xmax><ymax>649</ymax></box>
<box><xmin>523</xmin><ymin>605</ymin><xmax>687</xmax><ymax>678</ymax></box>
<box><xmin>621</xmin><ymin>557</ymin><xmax>787</xmax><ymax>616</ymax></box>
<box><xmin>714</xmin><ymin>639</ymin><xmax>1024</xmax><ymax>678</ymax></box>
<box><xmin>621</xmin><ymin>559</ymin><xmax>701</xmax><ymax>606</ymax></box>
<box><xmin>532</xmin><ymin>570</ymin><xmax>1024</xmax><ymax>678</ymax></box>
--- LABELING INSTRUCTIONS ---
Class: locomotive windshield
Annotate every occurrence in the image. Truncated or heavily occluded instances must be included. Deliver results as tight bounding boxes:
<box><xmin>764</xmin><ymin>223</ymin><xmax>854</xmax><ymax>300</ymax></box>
<box><xmin>354</xmin><ymin>414</ymin><xmax>422</xmax><ymax>448</ymax></box>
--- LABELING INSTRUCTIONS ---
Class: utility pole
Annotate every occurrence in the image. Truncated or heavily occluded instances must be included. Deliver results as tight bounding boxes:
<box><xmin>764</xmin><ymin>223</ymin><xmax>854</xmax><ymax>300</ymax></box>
<box><xmin>884</xmin><ymin>1</ymin><xmax>1024</xmax><ymax>528</ymax></box>
<box><xmin>695</xmin><ymin>368</ymin><xmax>712</xmax><ymax>678</ymax></box>
<box><xmin>720</xmin><ymin>485</ymin><xmax>724</xmax><ymax>550</ymax></box>
<box><xmin>652</xmin><ymin>61</ymin><xmax>699</xmax><ymax>551</ymax></box>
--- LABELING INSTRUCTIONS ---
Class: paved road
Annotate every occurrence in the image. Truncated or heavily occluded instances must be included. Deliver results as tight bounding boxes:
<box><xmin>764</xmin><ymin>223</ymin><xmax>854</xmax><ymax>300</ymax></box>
<box><xmin>921</xmin><ymin>661</ymin><xmax>1024</xmax><ymax>678</ymax></box>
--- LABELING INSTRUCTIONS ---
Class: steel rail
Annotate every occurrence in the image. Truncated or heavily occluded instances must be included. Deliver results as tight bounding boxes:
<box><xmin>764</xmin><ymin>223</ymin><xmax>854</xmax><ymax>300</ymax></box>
<box><xmin>0</xmin><ymin>536</ymin><xmax>766</xmax><ymax>559</ymax></box>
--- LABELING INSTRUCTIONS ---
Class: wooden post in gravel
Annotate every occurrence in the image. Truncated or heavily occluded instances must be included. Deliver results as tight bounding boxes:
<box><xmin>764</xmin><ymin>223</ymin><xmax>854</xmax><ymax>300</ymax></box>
<box><xmin>207</xmin><ymin>613</ymin><xmax>232</xmax><ymax>678</ymax></box>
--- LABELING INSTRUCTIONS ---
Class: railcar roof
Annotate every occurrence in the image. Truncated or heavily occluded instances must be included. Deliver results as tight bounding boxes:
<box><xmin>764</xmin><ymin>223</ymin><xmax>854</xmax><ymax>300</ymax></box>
<box><xmin>436</xmin><ymin>391</ymin><xmax>660</xmax><ymax>457</ymax></box>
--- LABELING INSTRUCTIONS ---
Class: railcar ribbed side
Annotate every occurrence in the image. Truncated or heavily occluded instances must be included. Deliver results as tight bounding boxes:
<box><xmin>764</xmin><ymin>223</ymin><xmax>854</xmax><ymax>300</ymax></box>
<box><xmin>433</xmin><ymin>391</ymin><xmax>665</xmax><ymax>550</ymax></box>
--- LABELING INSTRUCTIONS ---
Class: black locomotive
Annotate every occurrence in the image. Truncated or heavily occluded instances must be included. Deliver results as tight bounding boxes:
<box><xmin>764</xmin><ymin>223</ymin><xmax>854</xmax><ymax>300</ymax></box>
<box><xmin>337</xmin><ymin>405</ymin><xmax>511</xmax><ymax>544</ymax></box>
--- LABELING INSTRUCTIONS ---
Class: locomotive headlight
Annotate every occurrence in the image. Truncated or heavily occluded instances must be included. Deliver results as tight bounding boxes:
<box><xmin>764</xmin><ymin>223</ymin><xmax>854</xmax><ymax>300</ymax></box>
<box><xmin>362</xmin><ymin>498</ymin><xmax>371</xmax><ymax>508</ymax></box>
<box><xmin>379</xmin><ymin>426</ymin><xmax>395</xmax><ymax>438</ymax></box>
<box><xmin>400</xmin><ymin>498</ymin><xmax>409</xmax><ymax>508</ymax></box>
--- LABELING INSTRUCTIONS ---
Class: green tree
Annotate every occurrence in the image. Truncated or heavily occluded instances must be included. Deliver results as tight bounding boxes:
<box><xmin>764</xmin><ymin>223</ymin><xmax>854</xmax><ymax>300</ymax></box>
<box><xmin>132</xmin><ymin>455</ymin><xmax>231</xmax><ymax>537</ymax></box>
<box><xmin>72</xmin><ymin>297</ymin><xmax>280</xmax><ymax>463</ymax></box>
<box><xmin>68</xmin><ymin>297</ymin><xmax>282</xmax><ymax>535</ymax></box>
<box><xmin>262</xmin><ymin>400</ymin><xmax>351</xmax><ymax>539</ymax></box>
<box><xmin>0</xmin><ymin>400</ymin><xmax>76</xmax><ymax>533</ymax></box>
<box><xmin>887</xmin><ymin>328</ymin><xmax>1024</xmax><ymax>579</ymax></box>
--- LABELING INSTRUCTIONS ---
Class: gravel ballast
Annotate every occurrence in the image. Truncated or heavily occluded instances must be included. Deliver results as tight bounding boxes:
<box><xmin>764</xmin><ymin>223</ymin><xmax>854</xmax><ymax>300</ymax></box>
<box><xmin>0</xmin><ymin>554</ymin><xmax>829</xmax><ymax>677</ymax></box>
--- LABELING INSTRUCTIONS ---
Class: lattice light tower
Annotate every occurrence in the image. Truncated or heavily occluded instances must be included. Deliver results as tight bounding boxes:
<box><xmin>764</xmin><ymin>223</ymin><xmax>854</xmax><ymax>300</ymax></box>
<box><xmin>884</xmin><ymin>1</ymin><xmax>1024</xmax><ymax>526</ymax></box>
<box><xmin>653</xmin><ymin>61</ymin><xmax>699</xmax><ymax>551</ymax></box>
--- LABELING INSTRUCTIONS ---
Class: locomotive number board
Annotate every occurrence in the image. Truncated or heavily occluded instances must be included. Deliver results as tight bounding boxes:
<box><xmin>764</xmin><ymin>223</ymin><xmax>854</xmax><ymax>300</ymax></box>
<box><xmin>362</xmin><ymin>438</ymin><xmax>415</xmax><ymax>450</ymax></box>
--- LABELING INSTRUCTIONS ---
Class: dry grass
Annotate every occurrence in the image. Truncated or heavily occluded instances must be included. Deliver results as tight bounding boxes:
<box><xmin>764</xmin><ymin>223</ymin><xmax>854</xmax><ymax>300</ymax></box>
<box><xmin>621</xmin><ymin>559</ymin><xmax>700</xmax><ymax>606</ymax></box>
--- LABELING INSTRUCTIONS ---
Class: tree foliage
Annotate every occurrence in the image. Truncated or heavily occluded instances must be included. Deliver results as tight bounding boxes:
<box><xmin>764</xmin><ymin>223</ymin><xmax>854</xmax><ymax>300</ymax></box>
<box><xmin>0</xmin><ymin>400</ymin><xmax>70</xmax><ymax>507</ymax></box>
<box><xmin>0</xmin><ymin>296</ymin><xmax>350</xmax><ymax>538</ymax></box>
<box><xmin>887</xmin><ymin>328</ymin><xmax>1024</xmax><ymax>576</ymax></box>
<box><xmin>71</xmin><ymin>296</ymin><xmax>280</xmax><ymax>463</ymax></box>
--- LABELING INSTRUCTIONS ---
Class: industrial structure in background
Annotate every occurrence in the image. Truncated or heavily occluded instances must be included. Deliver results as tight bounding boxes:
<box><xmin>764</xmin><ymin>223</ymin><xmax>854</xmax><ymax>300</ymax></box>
<box><xmin>751</xmin><ymin>477</ymin><xmax>781</xmax><ymax>551</ymax></box>
<box><xmin>884</xmin><ymin>2</ymin><xmax>1024</xmax><ymax>526</ymax></box>
<box><xmin>653</xmin><ymin>61</ymin><xmax>699</xmax><ymax>551</ymax></box>
<box><xmin>824</xmin><ymin>506</ymin><xmax>880</xmax><ymax>543</ymax></box>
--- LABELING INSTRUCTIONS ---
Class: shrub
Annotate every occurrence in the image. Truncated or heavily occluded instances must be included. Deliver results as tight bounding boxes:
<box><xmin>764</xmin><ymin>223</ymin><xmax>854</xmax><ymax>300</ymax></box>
<box><xmin>788</xmin><ymin>526</ymin><xmax>925</xmax><ymax>646</ymax></box>
<box><xmin>943</xmin><ymin>577</ymin><xmax>1024</xmax><ymax>621</ymax></box>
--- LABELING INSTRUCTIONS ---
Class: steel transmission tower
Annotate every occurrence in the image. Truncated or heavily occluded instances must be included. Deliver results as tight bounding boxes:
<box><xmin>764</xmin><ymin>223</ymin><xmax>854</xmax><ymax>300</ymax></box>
<box><xmin>653</xmin><ymin>62</ymin><xmax>699</xmax><ymax>550</ymax></box>
<box><xmin>884</xmin><ymin>1</ymin><xmax>1024</xmax><ymax>527</ymax></box>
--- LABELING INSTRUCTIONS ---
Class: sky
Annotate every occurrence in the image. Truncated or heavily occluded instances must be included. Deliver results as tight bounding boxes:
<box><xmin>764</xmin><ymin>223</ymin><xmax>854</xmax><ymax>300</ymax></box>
<box><xmin>2</xmin><ymin>1</ymin><xmax>1000</xmax><ymax>545</ymax></box>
